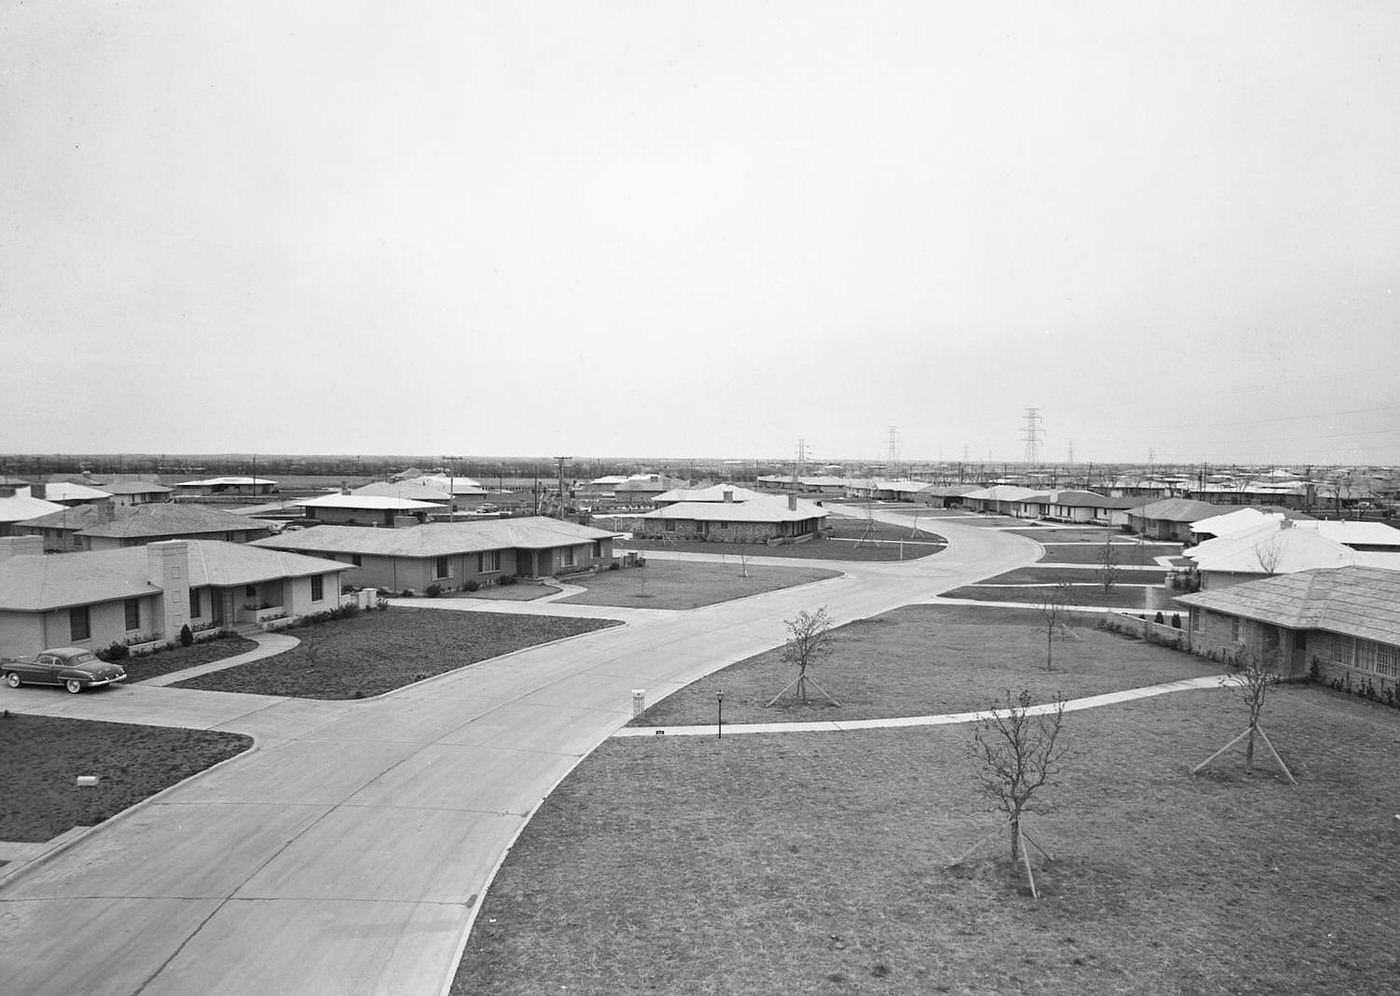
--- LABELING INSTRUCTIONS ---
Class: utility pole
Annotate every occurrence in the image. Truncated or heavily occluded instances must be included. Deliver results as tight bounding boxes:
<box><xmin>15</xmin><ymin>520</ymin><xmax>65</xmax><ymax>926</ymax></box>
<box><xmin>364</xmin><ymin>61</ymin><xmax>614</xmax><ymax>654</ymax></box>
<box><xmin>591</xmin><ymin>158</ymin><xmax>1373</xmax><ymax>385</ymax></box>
<box><xmin>554</xmin><ymin>456</ymin><xmax>571</xmax><ymax>520</ymax></box>
<box><xmin>886</xmin><ymin>425</ymin><xmax>900</xmax><ymax>478</ymax></box>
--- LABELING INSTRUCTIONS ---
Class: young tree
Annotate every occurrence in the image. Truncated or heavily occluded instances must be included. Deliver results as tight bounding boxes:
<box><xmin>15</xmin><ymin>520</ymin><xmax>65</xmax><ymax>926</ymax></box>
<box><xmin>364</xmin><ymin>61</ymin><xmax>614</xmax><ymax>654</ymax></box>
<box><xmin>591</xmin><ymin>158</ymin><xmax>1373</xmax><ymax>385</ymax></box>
<box><xmin>970</xmin><ymin>689</ymin><xmax>1068</xmax><ymax>863</ymax></box>
<box><xmin>1098</xmin><ymin>535</ymin><xmax>1121</xmax><ymax>595</ymax></box>
<box><xmin>1193</xmin><ymin>647</ymin><xmax>1296</xmax><ymax>783</ymax></box>
<box><xmin>766</xmin><ymin>606</ymin><xmax>839</xmax><ymax>706</ymax></box>
<box><xmin>1035</xmin><ymin>582</ymin><xmax>1074</xmax><ymax>671</ymax></box>
<box><xmin>1254</xmin><ymin>534</ymin><xmax>1286</xmax><ymax>575</ymax></box>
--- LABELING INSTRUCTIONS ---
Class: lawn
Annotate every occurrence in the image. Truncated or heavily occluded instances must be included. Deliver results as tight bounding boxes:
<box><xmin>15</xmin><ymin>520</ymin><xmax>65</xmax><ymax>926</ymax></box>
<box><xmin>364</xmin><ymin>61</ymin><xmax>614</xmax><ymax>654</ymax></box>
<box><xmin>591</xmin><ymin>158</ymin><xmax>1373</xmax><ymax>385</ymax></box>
<box><xmin>978</xmin><ymin>566</ymin><xmax>1168</xmax><ymax>586</ymax></box>
<box><xmin>1036</xmin><ymin>542</ymin><xmax>1179</xmax><ymax>566</ymax></box>
<box><xmin>120</xmin><ymin>634</ymin><xmax>259</xmax><ymax>683</ymax></box>
<box><xmin>447</xmin><ymin>583</ymin><xmax>560</xmax><ymax>602</ymax></box>
<box><xmin>0</xmin><ymin>714</ymin><xmax>252</xmax><ymax>842</ymax></box>
<box><xmin>557</xmin><ymin>561</ymin><xmax>841</xmax><ymax>610</ymax></box>
<box><xmin>1007</xmin><ymin>527</ymin><xmax>1119</xmax><ymax>543</ymax></box>
<box><xmin>173</xmin><ymin>607</ymin><xmax>621</xmax><ymax>699</ymax></box>
<box><xmin>455</xmin><ymin>686</ymin><xmax>1400</xmax><ymax>995</ymax></box>
<box><xmin>627</xmin><ymin>604</ymin><xmax>1216</xmax><ymax>728</ymax></box>
<box><xmin>617</xmin><ymin>517</ymin><xmax>946</xmax><ymax>563</ymax></box>
<box><xmin>942</xmin><ymin>585</ymin><xmax>1161</xmax><ymax>610</ymax></box>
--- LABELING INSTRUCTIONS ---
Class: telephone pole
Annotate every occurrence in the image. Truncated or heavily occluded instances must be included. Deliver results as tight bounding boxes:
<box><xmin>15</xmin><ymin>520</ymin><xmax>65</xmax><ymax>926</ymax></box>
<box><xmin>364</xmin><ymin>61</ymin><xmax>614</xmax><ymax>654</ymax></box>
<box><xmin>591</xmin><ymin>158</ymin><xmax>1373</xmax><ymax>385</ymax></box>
<box><xmin>554</xmin><ymin>456</ymin><xmax>571</xmax><ymax>519</ymax></box>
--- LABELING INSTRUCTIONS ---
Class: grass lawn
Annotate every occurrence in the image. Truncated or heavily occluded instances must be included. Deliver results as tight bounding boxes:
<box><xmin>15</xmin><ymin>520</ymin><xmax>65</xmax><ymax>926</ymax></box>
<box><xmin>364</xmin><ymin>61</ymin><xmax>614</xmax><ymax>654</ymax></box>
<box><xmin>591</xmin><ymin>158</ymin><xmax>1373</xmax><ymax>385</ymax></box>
<box><xmin>1010</xmin><ymin>527</ymin><xmax>1119</xmax><ymax>543</ymax></box>
<box><xmin>557</xmin><ymin>561</ymin><xmax>840</xmax><ymax>610</ymax></box>
<box><xmin>979</xmin><ymin>566</ymin><xmax>1168</xmax><ymax>586</ymax></box>
<box><xmin>618</xmin><ymin>517</ymin><xmax>946</xmax><ymax>563</ymax></box>
<box><xmin>1036</xmin><ymin>542</ymin><xmax>1178</xmax><ymax>566</ymax></box>
<box><xmin>446</xmin><ymin>584</ymin><xmax>561</xmax><ymax>602</ymax></box>
<box><xmin>0</xmin><ymin>715</ymin><xmax>252</xmax><ymax>842</ymax></box>
<box><xmin>120</xmin><ymin>635</ymin><xmax>259</xmax><ymax>683</ymax></box>
<box><xmin>628</xmin><ymin>604</ymin><xmax>1216</xmax><ymax>727</ymax></box>
<box><xmin>942</xmin><ymin>585</ymin><xmax>1161</xmax><ymax>610</ymax></box>
<box><xmin>173</xmin><ymin>607</ymin><xmax>621</xmax><ymax>699</ymax></box>
<box><xmin>455</xmin><ymin>686</ymin><xmax>1400</xmax><ymax>995</ymax></box>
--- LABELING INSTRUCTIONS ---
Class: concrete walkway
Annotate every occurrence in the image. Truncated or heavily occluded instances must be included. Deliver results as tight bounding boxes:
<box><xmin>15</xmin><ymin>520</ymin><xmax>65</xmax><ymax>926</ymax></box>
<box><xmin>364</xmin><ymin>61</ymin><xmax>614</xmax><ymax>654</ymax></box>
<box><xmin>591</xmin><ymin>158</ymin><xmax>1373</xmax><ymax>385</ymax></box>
<box><xmin>617</xmin><ymin>674</ymin><xmax>1229</xmax><ymax>737</ymax></box>
<box><xmin>139</xmin><ymin>632</ymin><xmax>301</xmax><ymax>687</ymax></box>
<box><xmin>0</xmin><ymin>508</ymin><xmax>1040</xmax><ymax>996</ymax></box>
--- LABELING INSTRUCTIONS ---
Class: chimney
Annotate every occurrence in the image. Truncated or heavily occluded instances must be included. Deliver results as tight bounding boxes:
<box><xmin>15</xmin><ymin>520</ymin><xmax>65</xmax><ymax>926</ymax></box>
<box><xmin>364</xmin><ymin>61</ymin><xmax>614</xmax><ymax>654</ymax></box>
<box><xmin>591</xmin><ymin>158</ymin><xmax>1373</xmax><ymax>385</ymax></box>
<box><xmin>1279</xmin><ymin>518</ymin><xmax>1293</xmax><ymax>529</ymax></box>
<box><xmin>341</xmin><ymin>481</ymin><xmax>350</xmax><ymax>495</ymax></box>
<box><xmin>0</xmin><ymin>536</ymin><xmax>44</xmax><ymax>563</ymax></box>
<box><xmin>723</xmin><ymin>489</ymin><xmax>734</xmax><ymax>503</ymax></box>
<box><xmin>96</xmin><ymin>501</ymin><xmax>116</xmax><ymax>524</ymax></box>
<box><xmin>788</xmin><ymin>494</ymin><xmax>798</xmax><ymax>511</ymax></box>
<box><xmin>147</xmin><ymin>540</ymin><xmax>193</xmax><ymax>640</ymax></box>
<box><xmin>31</xmin><ymin>483</ymin><xmax>46</xmax><ymax>500</ymax></box>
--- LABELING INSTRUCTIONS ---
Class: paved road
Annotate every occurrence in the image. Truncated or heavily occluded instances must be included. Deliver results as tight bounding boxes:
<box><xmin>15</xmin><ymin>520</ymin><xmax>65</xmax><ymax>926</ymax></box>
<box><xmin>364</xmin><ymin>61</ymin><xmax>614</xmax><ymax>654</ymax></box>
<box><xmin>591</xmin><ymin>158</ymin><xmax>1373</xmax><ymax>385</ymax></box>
<box><xmin>0</xmin><ymin>511</ymin><xmax>1038</xmax><ymax>996</ymax></box>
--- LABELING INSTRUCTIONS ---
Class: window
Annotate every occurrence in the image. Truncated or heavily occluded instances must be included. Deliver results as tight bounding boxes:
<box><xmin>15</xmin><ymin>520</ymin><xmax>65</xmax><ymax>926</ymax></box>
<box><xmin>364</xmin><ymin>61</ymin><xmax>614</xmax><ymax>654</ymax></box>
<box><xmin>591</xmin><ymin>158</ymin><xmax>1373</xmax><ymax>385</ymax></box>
<box><xmin>665</xmin><ymin>519</ymin><xmax>677</xmax><ymax>531</ymax></box>
<box><xmin>435</xmin><ymin>557</ymin><xmax>450</xmax><ymax>580</ymax></box>
<box><xmin>351</xmin><ymin>554</ymin><xmax>363</xmax><ymax>567</ymax></box>
<box><xmin>190</xmin><ymin>588</ymin><xmax>202</xmax><ymax>617</ymax></box>
<box><xmin>1192</xmin><ymin>609</ymin><xmax>1203</xmax><ymax>632</ymax></box>
<box><xmin>70</xmin><ymin>606</ymin><xmax>91</xmax><ymax>642</ymax></box>
<box><xmin>479</xmin><ymin>550</ymin><xmax>499</xmax><ymax>573</ymax></box>
<box><xmin>592</xmin><ymin>541</ymin><xmax>602</xmax><ymax>558</ymax></box>
<box><xmin>124</xmin><ymin>598</ymin><xmax>140</xmax><ymax>631</ymax></box>
<box><xmin>1230</xmin><ymin>617</ymin><xmax>1241</xmax><ymax>642</ymax></box>
<box><xmin>246</xmin><ymin>585</ymin><xmax>258</xmax><ymax>598</ymax></box>
<box><xmin>311</xmin><ymin>575</ymin><xmax>324</xmax><ymax>601</ymax></box>
<box><xmin>1375</xmin><ymin>643</ymin><xmax>1400</xmax><ymax>678</ymax></box>
<box><xmin>1331</xmin><ymin>634</ymin><xmax>1355</xmax><ymax>665</ymax></box>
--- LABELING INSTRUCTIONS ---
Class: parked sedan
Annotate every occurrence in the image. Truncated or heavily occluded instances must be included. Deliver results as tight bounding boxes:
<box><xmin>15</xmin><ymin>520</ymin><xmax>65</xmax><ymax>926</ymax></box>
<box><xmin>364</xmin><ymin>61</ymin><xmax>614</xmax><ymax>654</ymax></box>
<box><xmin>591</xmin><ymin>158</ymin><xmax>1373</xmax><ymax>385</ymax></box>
<box><xmin>2</xmin><ymin>647</ymin><xmax>127</xmax><ymax>694</ymax></box>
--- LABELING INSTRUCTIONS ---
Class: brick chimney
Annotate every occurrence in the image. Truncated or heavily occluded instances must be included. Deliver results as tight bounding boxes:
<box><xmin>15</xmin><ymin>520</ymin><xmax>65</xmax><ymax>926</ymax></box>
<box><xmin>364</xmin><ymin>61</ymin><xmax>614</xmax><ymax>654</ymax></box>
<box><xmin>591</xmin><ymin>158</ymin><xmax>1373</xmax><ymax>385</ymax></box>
<box><xmin>31</xmin><ymin>483</ymin><xmax>46</xmax><ymax>500</ymax></box>
<box><xmin>147</xmin><ymin>540</ymin><xmax>192</xmax><ymax>640</ymax></box>
<box><xmin>723</xmin><ymin>489</ymin><xmax>734</xmax><ymax>503</ymax></box>
<box><xmin>0</xmin><ymin>536</ymin><xmax>44</xmax><ymax>563</ymax></box>
<box><xmin>95</xmin><ymin>501</ymin><xmax>116</xmax><ymax>524</ymax></box>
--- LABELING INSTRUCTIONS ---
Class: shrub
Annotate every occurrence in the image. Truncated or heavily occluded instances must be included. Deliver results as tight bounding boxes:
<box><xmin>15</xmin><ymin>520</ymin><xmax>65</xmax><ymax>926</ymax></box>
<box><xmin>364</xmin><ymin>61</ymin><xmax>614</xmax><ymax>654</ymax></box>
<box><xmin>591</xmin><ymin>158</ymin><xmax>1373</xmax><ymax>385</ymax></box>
<box><xmin>498</xmin><ymin>575</ymin><xmax>518</xmax><ymax>587</ymax></box>
<box><xmin>425</xmin><ymin>583</ymin><xmax>443</xmax><ymax>598</ymax></box>
<box><xmin>342</xmin><ymin>584</ymin><xmax>357</xmax><ymax>595</ymax></box>
<box><xmin>1153</xmin><ymin>611</ymin><xmax>1165</xmax><ymax>624</ymax></box>
<box><xmin>179</xmin><ymin>623</ymin><xmax>194</xmax><ymax>647</ymax></box>
<box><xmin>608</xmin><ymin>561</ymin><xmax>620</xmax><ymax>571</ymax></box>
<box><xmin>1171</xmin><ymin>613</ymin><xmax>1181</xmax><ymax>629</ymax></box>
<box><xmin>464</xmin><ymin>580</ymin><xmax>480</xmax><ymax>592</ymax></box>
<box><xmin>98</xmin><ymin>641</ymin><xmax>129</xmax><ymax>662</ymax></box>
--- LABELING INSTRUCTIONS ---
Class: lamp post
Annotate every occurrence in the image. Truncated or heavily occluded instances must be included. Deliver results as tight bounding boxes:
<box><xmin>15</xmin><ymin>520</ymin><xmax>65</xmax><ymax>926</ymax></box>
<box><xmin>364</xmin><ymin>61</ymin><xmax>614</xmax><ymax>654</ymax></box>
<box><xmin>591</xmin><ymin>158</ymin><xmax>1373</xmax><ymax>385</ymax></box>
<box><xmin>716</xmin><ymin>690</ymin><xmax>724</xmax><ymax>740</ymax></box>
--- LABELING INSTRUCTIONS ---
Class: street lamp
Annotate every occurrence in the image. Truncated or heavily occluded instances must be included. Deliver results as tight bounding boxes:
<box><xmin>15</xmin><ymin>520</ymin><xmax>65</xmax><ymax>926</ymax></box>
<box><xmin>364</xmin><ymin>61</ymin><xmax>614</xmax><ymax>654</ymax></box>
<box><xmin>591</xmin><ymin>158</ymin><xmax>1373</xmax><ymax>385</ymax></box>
<box><xmin>716</xmin><ymin>690</ymin><xmax>724</xmax><ymax>740</ymax></box>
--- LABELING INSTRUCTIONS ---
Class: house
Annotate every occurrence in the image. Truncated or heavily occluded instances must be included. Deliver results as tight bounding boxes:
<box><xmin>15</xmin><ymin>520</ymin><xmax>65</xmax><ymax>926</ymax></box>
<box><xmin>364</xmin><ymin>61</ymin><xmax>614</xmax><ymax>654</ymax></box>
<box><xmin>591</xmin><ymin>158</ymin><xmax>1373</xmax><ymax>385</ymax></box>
<box><xmin>399</xmin><ymin>475</ymin><xmax>489</xmax><ymax>506</ymax></box>
<box><xmin>172</xmin><ymin>477</ymin><xmax>278</xmax><ymax>499</ymax></box>
<box><xmin>0</xmin><ymin>536</ymin><xmax>348</xmax><ymax>659</ymax></box>
<box><xmin>0</xmin><ymin>492</ymin><xmax>66</xmax><ymax>537</ymax></box>
<box><xmin>1183</xmin><ymin>520</ymin><xmax>1360</xmax><ymax>590</ymax></box>
<box><xmin>961</xmin><ymin>485</ymin><xmax>1045</xmax><ymax>517</ymax></box>
<box><xmin>252</xmin><ymin>516</ymin><xmax>617</xmax><ymax>592</ymax></box>
<box><xmin>1127</xmin><ymin>498</ymin><xmax>1231</xmax><ymax>542</ymax></box>
<box><xmin>22</xmin><ymin>482</ymin><xmax>113</xmax><ymax>506</ymax></box>
<box><xmin>90</xmin><ymin>480</ymin><xmax>174</xmax><ymax>506</ymax></box>
<box><xmin>633</xmin><ymin>486</ymin><xmax>827</xmax><ymax>544</ymax></box>
<box><xmin>915</xmin><ymin>484</ymin><xmax>980</xmax><ymax>508</ymax></box>
<box><xmin>14</xmin><ymin>502</ymin><xmax>273</xmax><ymax>552</ymax></box>
<box><xmin>844</xmin><ymin>479</ymin><xmax>930</xmax><ymax>502</ymax></box>
<box><xmin>612</xmin><ymin>473</ymin><xmax>689</xmax><ymax>503</ymax></box>
<box><xmin>1176</xmin><ymin>565</ymin><xmax>1400</xmax><ymax>692</ymax></box>
<box><xmin>296</xmin><ymin>493</ymin><xmax>443</xmax><ymax>527</ymax></box>
<box><xmin>1292</xmin><ymin>520</ymin><xmax>1400</xmax><ymax>553</ymax></box>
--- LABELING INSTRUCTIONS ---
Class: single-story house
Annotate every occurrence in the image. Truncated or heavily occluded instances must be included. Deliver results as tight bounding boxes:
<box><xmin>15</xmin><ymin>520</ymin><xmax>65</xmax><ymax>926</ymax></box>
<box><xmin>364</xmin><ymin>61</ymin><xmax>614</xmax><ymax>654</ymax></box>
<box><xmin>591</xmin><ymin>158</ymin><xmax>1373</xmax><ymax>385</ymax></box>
<box><xmin>252</xmin><ymin>516</ymin><xmax>617</xmax><ymax>592</ymax></box>
<box><xmin>1176</xmin><ymin>565</ymin><xmax>1400</xmax><ymax>692</ymax></box>
<box><xmin>22</xmin><ymin>481</ymin><xmax>113</xmax><ymax>506</ymax></box>
<box><xmin>89</xmin><ymin>480</ymin><xmax>174</xmax><ymax>506</ymax></box>
<box><xmin>296</xmin><ymin>493</ymin><xmax>444</xmax><ymax>527</ymax></box>
<box><xmin>633</xmin><ymin>487</ymin><xmax>827</xmax><ymax>544</ymax></box>
<box><xmin>914</xmin><ymin>484</ymin><xmax>980</xmax><ymax>509</ymax></box>
<box><xmin>400</xmin><ymin>475</ymin><xmax>489</xmax><ymax>506</ymax></box>
<box><xmin>961</xmin><ymin>485</ymin><xmax>1045</xmax><ymax>517</ymax></box>
<box><xmin>0</xmin><ymin>535</ymin><xmax>348</xmax><ymax>659</ymax></box>
<box><xmin>1183</xmin><ymin>520</ymin><xmax>1360</xmax><ymax>590</ymax></box>
<box><xmin>1293</xmin><ymin>520</ymin><xmax>1400</xmax><ymax>553</ymax></box>
<box><xmin>845</xmin><ymin>479</ymin><xmax>931</xmax><ymax>502</ymax></box>
<box><xmin>172</xmin><ymin>476</ymin><xmax>278</xmax><ymax>498</ymax></box>
<box><xmin>613</xmin><ymin>474</ymin><xmax>689</xmax><ymax>503</ymax></box>
<box><xmin>15</xmin><ymin>502</ymin><xmax>273</xmax><ymax>552</ymax></box>
<box><xmin>1023</xmin><ymin>490</ymin><xmax>1140</xmax><ymax>525</ymax></box>
<box><xmin>1127</xmin><ymin>498</ymin><xmax>1231</xmax><ymax>542</ymax></box>
<box><xmin>0</xmin><ymin>492</ymin><xmax>66</xmax><ymax>537</ymax></box>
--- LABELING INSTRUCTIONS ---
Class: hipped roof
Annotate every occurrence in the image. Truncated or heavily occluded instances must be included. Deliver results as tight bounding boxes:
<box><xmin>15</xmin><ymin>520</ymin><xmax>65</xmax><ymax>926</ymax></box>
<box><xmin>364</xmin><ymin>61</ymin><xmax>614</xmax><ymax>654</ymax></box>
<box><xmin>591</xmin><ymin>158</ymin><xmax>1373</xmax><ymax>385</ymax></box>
<box><xmin>1177</xmin><ymin>566</ymin><xmax>1400</xmax><ymax>647</ymax></box>
<box><xmin>252</xmin><ymin>516</ymin><xmax>616</xmax><ymax>558</ymax></box>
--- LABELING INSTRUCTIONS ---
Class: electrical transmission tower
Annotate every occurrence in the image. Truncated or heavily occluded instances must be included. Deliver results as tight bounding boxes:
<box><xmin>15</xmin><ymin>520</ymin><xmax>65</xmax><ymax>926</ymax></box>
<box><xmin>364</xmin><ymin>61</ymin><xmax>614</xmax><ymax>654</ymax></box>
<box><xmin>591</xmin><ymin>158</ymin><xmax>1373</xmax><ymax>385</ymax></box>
<box><xmin>1021</xmin><ymin>408</ymin><xmax>1045</xmax><ymax>466</ymax></box>
<box><xmin>886</xmin><ymin>426</ymin><xmax>900</xmax><ymax>476</ymax></box>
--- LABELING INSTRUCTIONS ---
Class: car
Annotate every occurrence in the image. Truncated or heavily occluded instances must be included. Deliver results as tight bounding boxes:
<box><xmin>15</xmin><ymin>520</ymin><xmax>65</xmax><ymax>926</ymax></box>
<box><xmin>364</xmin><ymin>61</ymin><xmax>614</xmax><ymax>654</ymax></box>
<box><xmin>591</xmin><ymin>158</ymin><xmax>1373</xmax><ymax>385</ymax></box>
<box><xmin>2</xmin><ymin>647</ymin><xmax>128</xmax><ymax>694</ymax></box>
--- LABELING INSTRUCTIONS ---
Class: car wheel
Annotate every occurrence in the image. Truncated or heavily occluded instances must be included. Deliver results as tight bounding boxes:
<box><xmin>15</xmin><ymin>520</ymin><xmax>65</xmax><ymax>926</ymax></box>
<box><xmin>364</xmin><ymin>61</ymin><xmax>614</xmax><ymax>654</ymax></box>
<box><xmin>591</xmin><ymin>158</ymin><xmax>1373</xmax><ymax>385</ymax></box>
<box><xmin>66</xmin><ymin>679</ymin><xmax>83</xmax><ymax>694</ymax></box>
<box><xmin>4</xmin><ymin>672</ymin><xmax>19</xmax><ymax>688</ymax></box>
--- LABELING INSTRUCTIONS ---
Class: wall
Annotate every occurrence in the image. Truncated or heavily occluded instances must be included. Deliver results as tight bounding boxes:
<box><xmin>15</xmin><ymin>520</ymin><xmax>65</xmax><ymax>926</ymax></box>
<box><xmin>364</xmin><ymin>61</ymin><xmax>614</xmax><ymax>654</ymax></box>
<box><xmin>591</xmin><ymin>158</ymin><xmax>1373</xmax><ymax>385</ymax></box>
<box><xmin>1185</xmin><ymin>607</ymin><xmax>1306</xmax><ymax>678</ymax></box>
<box><xmin>285</xmin><ymin>572</ymin><xmax>339</xmax><ymax>618</ymax></box>
<box><xmin>0</xmin><ymin>611</ymin><xmax>45</xmax><ymax>658</ymax></box>
<box><xmin>633</xmin><ymin>518</ymin><xmax>782</xmax><ymax>543</ymax></box>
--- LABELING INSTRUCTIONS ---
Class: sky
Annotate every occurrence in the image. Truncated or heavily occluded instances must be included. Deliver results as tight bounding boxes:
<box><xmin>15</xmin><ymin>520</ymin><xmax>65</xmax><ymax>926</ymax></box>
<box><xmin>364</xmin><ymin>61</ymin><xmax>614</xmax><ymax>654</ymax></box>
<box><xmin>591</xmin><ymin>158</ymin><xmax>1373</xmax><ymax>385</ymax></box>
<box><xmin>3</xmin><ymin>2</ymin><xmax>1398</xmax><ymax>467</ymax></box>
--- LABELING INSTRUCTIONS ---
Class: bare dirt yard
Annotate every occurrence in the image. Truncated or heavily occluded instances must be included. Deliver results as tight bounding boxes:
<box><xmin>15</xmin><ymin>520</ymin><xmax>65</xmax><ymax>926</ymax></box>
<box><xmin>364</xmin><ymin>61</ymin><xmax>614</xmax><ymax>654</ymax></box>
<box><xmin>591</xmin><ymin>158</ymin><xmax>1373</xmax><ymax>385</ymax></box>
<box><xmin>173</xmin><ymin>607</ymin><xmax>620</xmax><ymax>699</ymax></box>
<box><xmin>0</xmin><ymin>715</ymin><xmax>252</xmax><ymax>843</ymax></box>
<box><xmin>556</xmin><ymin>561</ymin><xmax>841</xmax><ymax>610</ymax></box>
<box><xmin>456</xmin><ymin>683</ymin><xmax>1400</xmax><ymax>995</ymax></box>
<box><xmin>627</xmin><ymin>603</ymin><xmax>1216</xmax><ymax>728</ymax></box>
<box><xmin>617</xmin><ymin>516</ymin><xmax>946</xmax><ymax>562</ymax></box>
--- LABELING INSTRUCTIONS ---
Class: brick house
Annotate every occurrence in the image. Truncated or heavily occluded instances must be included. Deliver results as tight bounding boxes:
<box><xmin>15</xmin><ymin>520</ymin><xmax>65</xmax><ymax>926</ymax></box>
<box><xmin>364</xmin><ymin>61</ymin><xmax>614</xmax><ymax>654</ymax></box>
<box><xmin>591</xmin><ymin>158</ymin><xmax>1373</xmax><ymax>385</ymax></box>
<box><xmin>16</xmin><ymin>502</ymin><xmax>273</xmax><ymax>552</ymax></box>
<box><xmin>1176</xmin><ymin>565</ymin><xmax>1400</xmax><ymax>694</ymax></box>
<box><xmin>0</xmin><ymin>536</ymin><xmax>347</xmax><ymax>658</ymax></box>
<box><xmin>633</xmin><ymin>486</ymin><xmax>827</xmax><ymax>544</ymax></box>
<box><xmin>252</xmin><ymin>517</ymin><xmax>616</xmax><ymax>593</ymax></box>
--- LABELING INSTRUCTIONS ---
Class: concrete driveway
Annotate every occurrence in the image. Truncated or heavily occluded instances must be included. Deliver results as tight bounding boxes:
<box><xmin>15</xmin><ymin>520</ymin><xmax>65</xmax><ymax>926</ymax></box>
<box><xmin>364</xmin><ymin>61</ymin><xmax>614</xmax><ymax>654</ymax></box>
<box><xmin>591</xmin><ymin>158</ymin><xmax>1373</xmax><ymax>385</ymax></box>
<box><xmin>0</xmin><ymin>511</ymin><xmax>1037</xmax><ymax>996</ymax></box>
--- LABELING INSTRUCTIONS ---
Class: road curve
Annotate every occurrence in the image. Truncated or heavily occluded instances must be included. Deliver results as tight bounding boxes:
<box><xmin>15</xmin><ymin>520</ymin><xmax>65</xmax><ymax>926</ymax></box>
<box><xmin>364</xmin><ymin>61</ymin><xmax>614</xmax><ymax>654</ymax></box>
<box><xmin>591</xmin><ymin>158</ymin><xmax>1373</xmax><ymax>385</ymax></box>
<box><xmin>0</xmin><ymin>510</ymin><xmax>1037</xmax><ymax>996</ymax></box>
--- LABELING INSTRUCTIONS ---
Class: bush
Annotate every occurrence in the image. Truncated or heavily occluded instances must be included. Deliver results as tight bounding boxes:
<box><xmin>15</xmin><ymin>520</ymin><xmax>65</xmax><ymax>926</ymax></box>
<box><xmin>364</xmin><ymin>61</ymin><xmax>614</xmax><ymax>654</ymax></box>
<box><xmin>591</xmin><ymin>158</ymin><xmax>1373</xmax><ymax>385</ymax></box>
<box><xmin>498</xmin><ymin>575</ymin><xmax>518</xmax><ymax>587</ymax></box>
<box><xmin>1153</xmin><ymin>611</ymin><xmax>1164</xmax><ymax>624</ymax></box>
<box><xmin>608</xmin><ymin>561</ymin><xmax>620</xmax><ymax>571</ymax></box>
<box><xmin>425</xmin><ymin>583</ymin><xmax>443</xmax><ymax>598</ymax></box>
<box><xmin>1171</xmin><ymin>613</ymin><xmax>1181</xmax><ymax>629</ymax></box>
<box><xmin>342</xmin><ymin>584</ymin><xmax>357</xmax><ymax>595</ymax></box>
<box><xmin>464</xmin><ymin>580</ymin><xmax>480</xmax><ymax>592</ymax></box>
<box><xmin>179</xmin><ymin>623</ymin><xmax>194</xmax><ymax>647</ymax></box>
<box><xmin>98</xmin><ymin>641</ymin><xmax>129</xmax><ymax>662</ymax></box>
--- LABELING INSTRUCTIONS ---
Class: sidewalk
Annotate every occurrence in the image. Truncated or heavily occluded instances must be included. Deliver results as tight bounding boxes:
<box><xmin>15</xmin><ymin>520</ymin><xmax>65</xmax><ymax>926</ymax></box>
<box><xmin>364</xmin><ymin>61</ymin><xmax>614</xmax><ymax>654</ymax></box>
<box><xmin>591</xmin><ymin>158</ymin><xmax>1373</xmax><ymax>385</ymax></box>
<box><xmin>139</xmin><ymin>632</ymin><xmax>300</xmax><ymax>687</ymax></box>
<box><xmin>617</xmin><ymin>674</ymin><xmax>1228</xmax><ymax>738</ymax></box>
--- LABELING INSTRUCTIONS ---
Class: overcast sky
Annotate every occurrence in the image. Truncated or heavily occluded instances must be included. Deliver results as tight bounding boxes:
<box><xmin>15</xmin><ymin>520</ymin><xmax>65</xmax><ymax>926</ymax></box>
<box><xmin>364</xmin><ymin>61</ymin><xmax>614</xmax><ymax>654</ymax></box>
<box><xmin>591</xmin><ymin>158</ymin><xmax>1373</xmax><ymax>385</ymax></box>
<box><xmin>4</xmin><ymin>2</ymin><xmax>1397</xmax><ymax>467</ymax></box>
